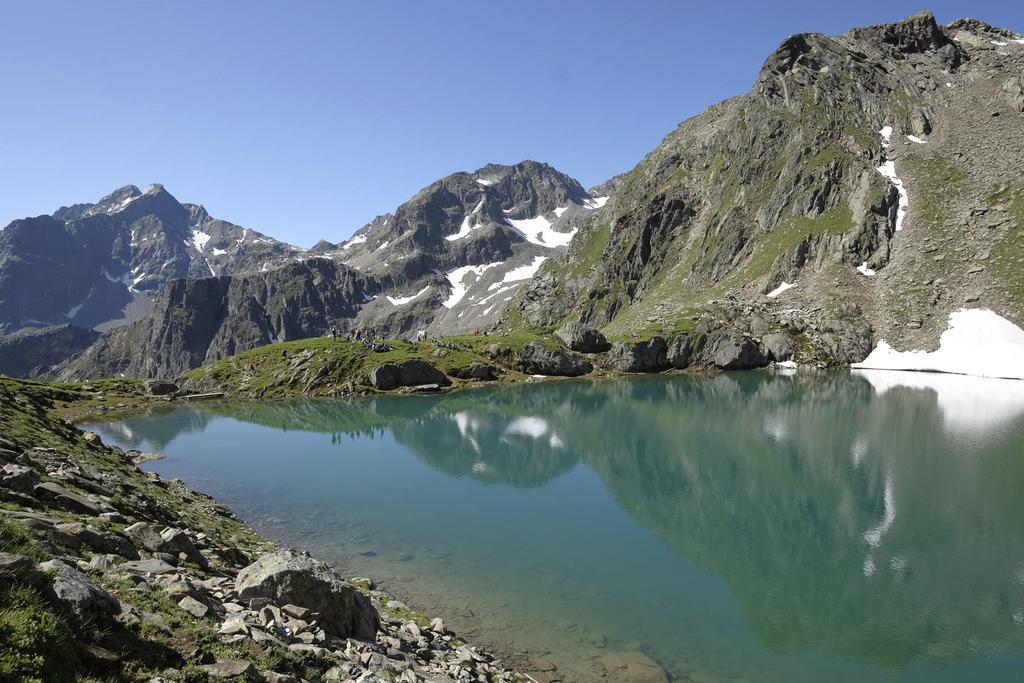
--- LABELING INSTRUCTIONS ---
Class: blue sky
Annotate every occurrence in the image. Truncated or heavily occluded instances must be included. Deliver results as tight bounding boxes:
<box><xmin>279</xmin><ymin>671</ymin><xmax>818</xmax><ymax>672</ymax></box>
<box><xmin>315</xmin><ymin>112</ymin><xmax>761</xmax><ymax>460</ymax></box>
<box><xmin>1</xmin><ymin>1</ymin><xmax>1020</xmax><ymax>247</ymax></box>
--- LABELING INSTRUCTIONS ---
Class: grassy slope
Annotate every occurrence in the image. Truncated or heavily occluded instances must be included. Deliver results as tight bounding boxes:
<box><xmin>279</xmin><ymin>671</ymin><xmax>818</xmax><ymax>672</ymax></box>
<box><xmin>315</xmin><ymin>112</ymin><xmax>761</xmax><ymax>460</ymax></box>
<box><xmin>179</xmin><ymin>330</ymin><xmax>568</xmax><ymax>400</ymax></box>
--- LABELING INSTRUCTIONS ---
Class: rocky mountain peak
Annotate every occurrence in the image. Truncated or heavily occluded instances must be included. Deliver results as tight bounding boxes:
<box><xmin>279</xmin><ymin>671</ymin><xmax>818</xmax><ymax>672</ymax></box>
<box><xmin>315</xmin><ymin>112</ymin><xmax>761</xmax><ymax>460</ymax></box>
<box><xmin>847</xmin><ymin>10</ymin><xmax>953</xmax><ymax>56</ymax></box>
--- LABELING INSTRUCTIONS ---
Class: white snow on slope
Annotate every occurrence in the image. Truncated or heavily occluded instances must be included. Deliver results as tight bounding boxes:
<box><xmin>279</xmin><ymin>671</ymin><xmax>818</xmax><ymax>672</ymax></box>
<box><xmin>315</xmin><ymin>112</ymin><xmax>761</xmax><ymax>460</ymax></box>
<box><xmin>102</xmin><ymin>267</ymin><xmax>131</xmax><ymax>286</ymax></box>
<box><xmin>191</xmin><ymin>230</ymin><xmax>211</xmax><ymax>252</ymax></box>
<box><xmin>476</xmin><ymin>178</ymin><xmax>495</xmax><ymax>186</ymax></box>
<box><xmin>553</xmin><ymin>206</ymin><xmax>568</xmax><ymax>217</ymax></box>
<box><xmin>341</xmin><ymin>233</ymin><xmax>367</xmax><ymax>250</ymax></box>
<box><xmin>853</xmin><ymin>368</ymin><xmax>1024</xmax><ymax>435</ymax></box>
<box><xmin>386</xmin><ymin>285</ymin><xmax>431</xmax><ymax>306</ymax></box>
<box><xmin>852</xmin><ymin>309</ymin><xmax>1024</xmax><ymax>379</ymax></box>
<box><xmin>876</xmin><ymin>125</ymin><xmax>909</xmax><ymax>232</ymax></box>
<box><xmin>211</xmin><ymin>247</ymin><xmax>228</xmax><ymax>256</ymax></box>
<box><xmin>584</xmin><ymin>196</ymin><xmax>609</xmax><ymax>209</ymax></box>
<box><xmin>376</xmin><ymin>240</ymin><xmax>390</xmax><ymax>251</ymax></box>
<box><xmin>906</xmin><ymin>135</ymin><xmax>927</xmax><ymax>144</ymax></box>
<box><xmin>65</xmin><ymin>287</ymin><xmax>95</xmax><ymax>318</ymax></box>
<box><xmin>445</xmin><ymin>200</ymin><xmax>485</xmax><ymax>242</ymax></box>
<box><xmin>442</xmin><ymin>262</ymin><xmax>503</xmax><ymax>308</ymax></box>
<box><xmin>876</xmin><ymin>161</ymin><xmax>909</xmax><ymax>232</ymax></box>
<box><xmin>766</xmin><ymin>282</ymin><xmax>795</xmax><ymax>298</ymax></box>
<box><xmin>494</xmin><ymin>256</ymin><xmax>548</xmax><ymax>286</ymax></box>
<box><xmin>857</xmin><ymin>262</ymin><xmax>876</xmax><ymax>277</ymax></box>
<box><xmin>506</xmin><ymin>215</ymin><xmax>577</xmax><ymax>247</ymax></box>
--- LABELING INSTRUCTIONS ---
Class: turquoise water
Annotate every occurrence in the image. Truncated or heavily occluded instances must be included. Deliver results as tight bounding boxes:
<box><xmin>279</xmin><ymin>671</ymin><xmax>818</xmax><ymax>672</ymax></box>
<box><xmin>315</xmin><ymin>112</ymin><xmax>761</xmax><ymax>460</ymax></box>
<box><xmin>87</xmin><ymin>370</ymin><xmax>1024</xmax><ymax>682</ymax></box>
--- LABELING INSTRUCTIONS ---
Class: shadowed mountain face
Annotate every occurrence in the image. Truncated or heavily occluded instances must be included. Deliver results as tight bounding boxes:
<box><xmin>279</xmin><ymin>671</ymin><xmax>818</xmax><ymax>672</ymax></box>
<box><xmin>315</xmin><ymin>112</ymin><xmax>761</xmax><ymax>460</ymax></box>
<box><xmin>97</xmin><ymin>372</ymin><xmax>1024</xmax><ymax>675</ymax></box>
<box><xmin>0</xmin><ymin>183</ymin><xmax>301</xmax><ymax>335</ymax></box>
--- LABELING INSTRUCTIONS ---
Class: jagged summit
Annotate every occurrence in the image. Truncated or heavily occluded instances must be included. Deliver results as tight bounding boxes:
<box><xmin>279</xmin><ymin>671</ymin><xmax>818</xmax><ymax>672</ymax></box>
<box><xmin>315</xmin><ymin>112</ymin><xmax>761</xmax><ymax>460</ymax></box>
<box><xmin>0</xmin><ymin>183</ymin><xmax>301</xmax><ymax>335</ymax></box>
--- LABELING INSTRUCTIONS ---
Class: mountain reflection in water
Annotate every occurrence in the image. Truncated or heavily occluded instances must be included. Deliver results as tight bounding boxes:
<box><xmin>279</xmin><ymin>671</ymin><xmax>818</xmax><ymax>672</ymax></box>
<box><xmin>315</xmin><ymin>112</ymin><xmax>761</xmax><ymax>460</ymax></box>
<box><xmin>88</xmin><ymin>371</ymin><xmax>1024</xmax><ymax>682</ymax></box>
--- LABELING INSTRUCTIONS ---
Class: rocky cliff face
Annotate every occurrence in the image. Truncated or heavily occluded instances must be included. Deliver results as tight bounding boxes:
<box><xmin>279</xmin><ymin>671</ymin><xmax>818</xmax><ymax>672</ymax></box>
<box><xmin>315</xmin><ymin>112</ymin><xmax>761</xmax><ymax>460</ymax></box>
<box><xmin>0</xmin><ymin>324</ymin><xmax>100</xmax><ymax>378</ymax></box>
<box><xmin>513</xmin><ymin>12</ymin><xmax>1024</xmax><ymax>365</ymax></box>
<box><xmin>0</xmin><ymin>183</ymin><xmax>301</xmax><ymax>335</ymax></box>
<box><xmin>58</xmin><ymin>259</ymin><xmax>374</xmax><ymax>379</ymax></box>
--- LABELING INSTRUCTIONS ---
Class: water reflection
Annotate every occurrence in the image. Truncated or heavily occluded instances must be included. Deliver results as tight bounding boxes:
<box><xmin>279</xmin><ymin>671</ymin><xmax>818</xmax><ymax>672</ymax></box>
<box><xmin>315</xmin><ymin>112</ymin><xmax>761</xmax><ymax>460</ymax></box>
<box><xmin>91</xmin><ymin>371</ymin><xmax>1024</xmax><ymax>678</ymax></box>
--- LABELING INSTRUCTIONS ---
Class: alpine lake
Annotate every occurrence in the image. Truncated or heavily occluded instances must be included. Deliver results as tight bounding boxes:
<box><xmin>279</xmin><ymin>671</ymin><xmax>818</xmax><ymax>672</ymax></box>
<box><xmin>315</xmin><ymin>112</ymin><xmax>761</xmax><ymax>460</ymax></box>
<box><xmin>86</xmin><ymin>369</ymin><xmax>1024</xmax><ymax>682</ymax></box>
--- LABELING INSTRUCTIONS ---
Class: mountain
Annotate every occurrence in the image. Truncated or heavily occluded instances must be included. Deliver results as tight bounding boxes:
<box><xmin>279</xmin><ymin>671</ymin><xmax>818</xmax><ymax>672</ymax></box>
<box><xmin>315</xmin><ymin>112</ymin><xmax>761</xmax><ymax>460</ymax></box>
<box><xmin>315</xmin><ymin>160</ymin><xmax>612</xmax><ymax>337</ymax></box>
<box><xmin>0</xmin><ymin>183</ymin><xmax>302</xmax><ymax>334</ymax></box>
<box><xmin>0</xmin><ymin>324</ymin><xmax>100</xmax><ymax>378</ymax></box>
<box><xmin>513</xmin><ymin>12</ymin><xmax>1024</xmax><ymax>367</ymax></box>
<box><xmin>58</xmin><ymin>259</ymin><xmax>373</xmax><ymax>379</ymax></box>
<box><xmin>57</xmin><ymin>161</ymin><xmax>613</xmax><ymax>379</ymax></box>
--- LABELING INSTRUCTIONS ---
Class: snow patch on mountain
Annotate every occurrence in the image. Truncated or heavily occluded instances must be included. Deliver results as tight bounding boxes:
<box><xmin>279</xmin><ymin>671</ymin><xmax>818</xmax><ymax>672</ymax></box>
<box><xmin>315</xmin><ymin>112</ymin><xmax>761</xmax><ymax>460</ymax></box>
<box><xmin>852</xmin><ymin>309</ymin><xmax>1024</xmax><ymax>379</ymax></box>
<box><xmin>505</xmin><ymin>215</ymin><xmax>576</xmax><ymax>248</ymax></box>
<box><xmin>442</xmin><ymin>262</ymin><xmax>503</xmax><ymax>308</ymax></box>
<box><xmin>445</xmin><ymin>200</ymin><xmax>486</xmax><ymax>242</ymax></box>
<box><xmin>190</xmin><ymin>229</ymin><xmax>211</xmax><ymax>252</ymax></box>
<box><xmin>767</xmin><ymin>282</ymin><xmax>795</xmax><ymax>298</ymax></box>
<box><xmin>386</xmin><ymin>285</ymin><xmax>431</xmax><ymax>306</ymax></box>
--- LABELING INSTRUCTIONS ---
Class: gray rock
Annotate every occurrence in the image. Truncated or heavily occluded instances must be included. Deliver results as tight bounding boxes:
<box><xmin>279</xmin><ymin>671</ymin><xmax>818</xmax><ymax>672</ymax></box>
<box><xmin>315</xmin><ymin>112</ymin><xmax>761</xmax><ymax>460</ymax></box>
<box><xmin>515</xmin><ymin>341</ymin><xmax>592</xmax><ymax>377</ymax></box>
<box><xmin>177</xmin><ymin>595</ymin><xmax>209</xmax><ymax>618</ymax></box>
<box><xmin>33</xmin><ymin>481</ymin><xmax>103</xmax><ymax>515</ymax></box>
<box><xmin>0</xmin><ymin>552</ymin><xmax>35</xmax><ymax>577</ymax></box>
<box><xmin>118</xmin><ymin>558</ymin><xmax>177</xmax><ymax>575</ymax></box>
<box><xmin>39</xmin><ymin>559</ymin><xmax>120</xmax><ymax>623</ymax></box>
<box><xmin>369</xmin><ymin>360</ymin><xmax>451</xmax><ymax>389</ymax></box>
<box><xmin>448</xmin><ymin>362</ymin><xmax>499</xmax><ymax>381</ymax></box>
<box><xmin>235</xmin><ymin>550</ymin><xmax>379</xmax><ymax>639</ymax></box>
<box><xmin>762</xmin><ymin>332</ymin><xmax>794</xmax><ymax>362</ymax></box>
<box><xmin>54</xmin><ymin>522</ymin><xmax>139</xmax><ymax>559</ymax></box>
<box><xmin>1</xmin><ymin>463</ymin><xmax>39</xmax><ymax>493</ymax></box>
<box><xmin>199</xmin><ymin>659</ymin><xmax>261</xmax><ymax>681</ymax></box>
<box><xmin>606</xmin><ymin>337</ymin><xmax>668</xmax><ymax>372</ymax></box>
<box><xmin>666</xmin><ymin>333</ymin><xmax>707</xmax><ymax>369</ymax></box>
<box><xmin>705</xmin><ymin>333</ymin><xmax>768</xmax><ymax>370</ymax></box>
<box><xmin>555</xmin><ymin>321</ymin><xmax>610</xmax><ymax>353</ymax></box>
<box><xmin>146</xmin><ymin>379</ymin><xmax>179</xmax><ymax>396</ymax></box>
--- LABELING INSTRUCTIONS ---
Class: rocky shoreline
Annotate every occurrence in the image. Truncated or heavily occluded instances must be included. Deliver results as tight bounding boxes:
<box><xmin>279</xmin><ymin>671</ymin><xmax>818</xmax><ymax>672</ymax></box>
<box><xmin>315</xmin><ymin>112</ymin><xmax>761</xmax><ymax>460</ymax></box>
<box><xmin>0</xmin><ymin>379</ymin><xmax>535</xmax><ymax>682</ymax></box>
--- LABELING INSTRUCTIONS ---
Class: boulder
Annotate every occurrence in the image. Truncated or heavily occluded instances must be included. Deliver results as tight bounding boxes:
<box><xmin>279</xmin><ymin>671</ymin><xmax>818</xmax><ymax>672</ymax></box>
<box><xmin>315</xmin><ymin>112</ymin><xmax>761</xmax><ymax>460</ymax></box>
<box><xmin>199</xmin><ymin>660</ymin><xmax>261</xmax><ymax>681</ymax></box>
<box><xmin>368</xmin><ymin>364</ymin><xmax>400</xmax><ymax>390</ymax></box>
<box><xmin>606</xmin><ymin>337</ymin><xmax>668</xmax><ymax>372</ymax></box>
<box><xmin>762</xmin><ymin>332</ymin><xmax>794</xmax><ymax>362</ymax></box>
<box><xmin>0</xmin><ymin>552</ymin><xmax>35</xmax><ymax>577</ymax></box>
<box><xmin>1</xmin><ymin>463</ymin><xmax>39</xmax><ymax>493</ymax></box>
<box><xmin>39</xmin><ymin>559</ymin><xmax>120</xmax><ymax>623</ymax></box>
<box><xmin>515</xmin><ymin>342</ymin><xmax>592</xmax><ymax>377</ymax></box>
<box><xmin>555</xmin><ymin>321</ymin><xmax>610</xmax><ymax>353</ymax></box>
<box><xmin>369</xmin><ymin>360</ymin><xmax>451</xmax><ymax>389</ymax></box>
<box><xmin>448</xmin><ymin>362</ymin><xmax>499</xmax><ymax>381</ymax></box>
<box><xmin>124</xmin><ymin>522</ymin><xmax>164</xmax><ymax>551</ymax></box>
<box><xmin>235</xmin><ymin>550</ymin><xmax>379</xmax><ymax>639</ymax></box>
<box><xmin>705</xmin><ymin>333</ymin><xmax>768</xmax><ymax>370</ymax></box>
<box><xmin>666</xmin><ymin>333</ymin><xmax>707</xmax><ymax>369</ymax></box>
<box><xmin>54</xmin><ymin>522</ymin><xmax>139</xmax><ymax>559</ymax></box>
<box><xmin>146</xmin><ymin>379</ymin><xmax>179</xmax><ymax>396</ymax></box>
<box><xmin>118</xmin><ymin>558</ymin><xmax>177</xmax><ymax>575</ymax></box>
<box><xmin>33</xmin><ymin>481</ymin><xmax>103</xmax><ymax>515</ymax></box>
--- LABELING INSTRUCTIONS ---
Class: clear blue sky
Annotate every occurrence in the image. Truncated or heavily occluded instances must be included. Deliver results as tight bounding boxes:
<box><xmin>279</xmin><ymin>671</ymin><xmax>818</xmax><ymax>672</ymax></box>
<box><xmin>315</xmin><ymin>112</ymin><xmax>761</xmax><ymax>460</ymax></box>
<box><xmin>1</xmin><ymin>1</ymin><xmax>1020</xmax><ymax>247</ymax></box>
